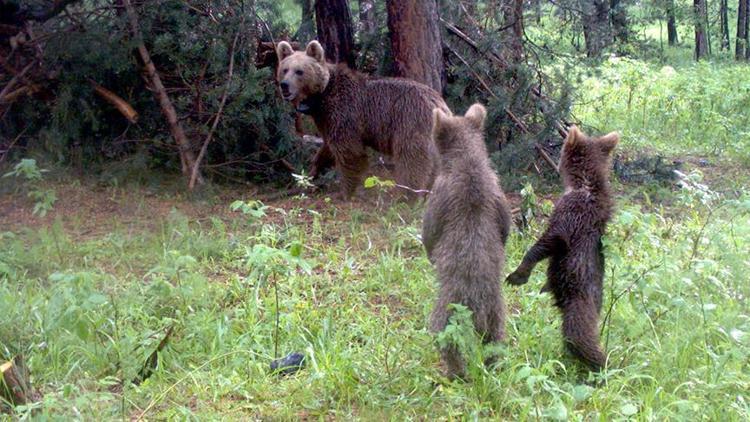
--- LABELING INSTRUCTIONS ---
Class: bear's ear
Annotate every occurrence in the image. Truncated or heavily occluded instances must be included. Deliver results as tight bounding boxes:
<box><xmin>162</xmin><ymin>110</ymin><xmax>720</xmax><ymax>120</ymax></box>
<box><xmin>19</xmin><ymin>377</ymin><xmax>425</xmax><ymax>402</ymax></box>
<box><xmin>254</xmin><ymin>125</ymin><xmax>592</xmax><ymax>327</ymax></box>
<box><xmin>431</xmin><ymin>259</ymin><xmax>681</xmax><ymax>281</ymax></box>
<box><xmin>598</xmin><ymin>132</ymin><xmax>619</xmax><ymax>155</ymax></box>
<box><xmin>464</xmin><ymin>103</ymin><xmax>487</xmax><ymax>129</ymax></box>
<box><xmin>564</xmin><ymin>125</ymin><xmax>582</xmax><ymax>147</ymax></box>
<box><xmin>432</xmin><ymin>108</ymin><xmax>449</xmax><ymax>138</ymax></box>
<box><xmin>276</xmin><ymin>41</ymin><xmax>294</xmax><ymax>62</ymax></box>
<box><xmin>305</xmin><ymin>40</ymin><xmax>325</xmax><ymax>63</ymax></box>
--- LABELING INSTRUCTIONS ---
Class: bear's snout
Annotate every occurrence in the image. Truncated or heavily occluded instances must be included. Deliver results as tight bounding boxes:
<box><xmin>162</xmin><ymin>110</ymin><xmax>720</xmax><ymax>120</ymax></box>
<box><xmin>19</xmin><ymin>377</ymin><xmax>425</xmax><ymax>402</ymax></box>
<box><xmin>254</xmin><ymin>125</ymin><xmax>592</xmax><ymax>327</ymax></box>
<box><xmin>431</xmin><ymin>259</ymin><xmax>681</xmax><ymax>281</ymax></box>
<box><xmin>279</xmin><ymin>81</ymin><xmax>295</xmax><ymax>101</ymax></box>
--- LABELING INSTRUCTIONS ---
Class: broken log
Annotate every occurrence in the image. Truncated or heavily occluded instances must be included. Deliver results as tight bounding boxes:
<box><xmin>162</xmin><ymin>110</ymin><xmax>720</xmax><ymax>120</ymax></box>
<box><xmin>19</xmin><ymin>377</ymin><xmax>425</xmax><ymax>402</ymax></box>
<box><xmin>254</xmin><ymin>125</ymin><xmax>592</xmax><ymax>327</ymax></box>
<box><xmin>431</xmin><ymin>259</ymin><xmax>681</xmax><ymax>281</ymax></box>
<box><xmin>1</xmin><ymin>356</ymin><xmax>31</xmax><ymax>408</ymax></box>
<box><xmin>90</xmin><ymin>81</ymin><xmax>139</xmax><ymax>124</ymax></box>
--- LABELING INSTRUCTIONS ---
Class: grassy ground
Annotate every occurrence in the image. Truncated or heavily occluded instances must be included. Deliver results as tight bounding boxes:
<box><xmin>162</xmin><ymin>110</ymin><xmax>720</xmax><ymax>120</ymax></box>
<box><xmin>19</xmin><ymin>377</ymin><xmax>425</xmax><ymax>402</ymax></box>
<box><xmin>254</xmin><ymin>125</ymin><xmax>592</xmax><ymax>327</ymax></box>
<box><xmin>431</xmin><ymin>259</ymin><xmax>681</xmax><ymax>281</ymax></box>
<box><xmin>1</xmin><ymin>168</ymin><xmax>749</xmax><ymax>420</ymax></box>
<box><xmin>2</xmin><ymin>57</ymin><xmax>750</xmax><ymax>419</ymax></box>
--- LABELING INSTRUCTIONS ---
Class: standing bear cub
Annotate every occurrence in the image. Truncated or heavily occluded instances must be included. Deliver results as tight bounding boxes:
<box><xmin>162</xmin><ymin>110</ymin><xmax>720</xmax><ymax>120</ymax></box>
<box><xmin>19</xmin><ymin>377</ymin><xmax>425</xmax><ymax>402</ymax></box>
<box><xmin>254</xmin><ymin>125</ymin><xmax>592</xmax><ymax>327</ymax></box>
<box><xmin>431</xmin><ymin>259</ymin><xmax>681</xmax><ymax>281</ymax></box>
<box><xmin>276</xmin><ymin>40</ymin><xmax>450</xmax><ymax>199</ymax></box>
<box><xmin>506</xmin><ymin>126</ymin><xmax>619</xmax><ymax>371</ymax></box>
<box><xmin>422</xmin><ymin>104</ymin><xmax>512</xmax><ymax>379</ymax></box>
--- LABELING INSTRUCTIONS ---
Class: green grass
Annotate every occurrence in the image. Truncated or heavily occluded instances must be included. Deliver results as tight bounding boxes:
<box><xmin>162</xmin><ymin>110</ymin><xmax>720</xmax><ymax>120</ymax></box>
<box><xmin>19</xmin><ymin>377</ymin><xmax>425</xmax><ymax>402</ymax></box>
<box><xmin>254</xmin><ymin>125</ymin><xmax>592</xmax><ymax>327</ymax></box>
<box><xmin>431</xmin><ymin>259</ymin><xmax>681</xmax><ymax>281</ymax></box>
<box><xmin>573</xmin><ymin>57</ymin><xmax>750</xmax><ymax>165</ymax></box>
<box><xmin>1</xmin><ymin>171</ymin><xmax>749</xmax><ymax>419</ymax></box>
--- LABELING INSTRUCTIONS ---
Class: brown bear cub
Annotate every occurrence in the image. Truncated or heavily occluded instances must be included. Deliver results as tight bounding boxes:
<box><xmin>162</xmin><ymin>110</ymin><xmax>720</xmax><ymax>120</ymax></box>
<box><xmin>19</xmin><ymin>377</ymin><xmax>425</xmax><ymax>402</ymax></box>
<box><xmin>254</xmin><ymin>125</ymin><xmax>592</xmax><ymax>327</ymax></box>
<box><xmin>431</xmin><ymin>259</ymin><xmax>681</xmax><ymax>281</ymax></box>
<box><xmin>422</xmin><ymin>104</ymin><xmax>512</xmax><ymax>379</ymax></box>
<box><xmin>506</xmin><ymin>126</ymin><xmax>619</xmax><ymax>371</ymax></box>
<box><xmin>276</xmin><ymin>40</ymin><xmax>450</xmax><ymax>199</ymax></box>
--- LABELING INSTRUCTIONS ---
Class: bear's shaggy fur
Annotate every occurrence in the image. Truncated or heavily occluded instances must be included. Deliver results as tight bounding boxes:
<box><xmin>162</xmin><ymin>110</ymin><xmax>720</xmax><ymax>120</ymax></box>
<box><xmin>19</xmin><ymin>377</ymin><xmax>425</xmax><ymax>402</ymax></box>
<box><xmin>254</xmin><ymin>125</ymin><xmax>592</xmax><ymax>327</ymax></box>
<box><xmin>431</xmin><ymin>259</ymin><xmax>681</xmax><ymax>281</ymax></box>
<box><xmin>422</xmin><ymin>104</ymin><xmax>512</xmax><ymax>379</ymax></box>
<box><xmin>276</xmin><ymin>40</ymin><xmax>450</xmax><ymax>198</ymax></box>
<box><xmin>506</xmin><ymin>126</ymin><xmax>619</xmax><ymax>371</ymax></box>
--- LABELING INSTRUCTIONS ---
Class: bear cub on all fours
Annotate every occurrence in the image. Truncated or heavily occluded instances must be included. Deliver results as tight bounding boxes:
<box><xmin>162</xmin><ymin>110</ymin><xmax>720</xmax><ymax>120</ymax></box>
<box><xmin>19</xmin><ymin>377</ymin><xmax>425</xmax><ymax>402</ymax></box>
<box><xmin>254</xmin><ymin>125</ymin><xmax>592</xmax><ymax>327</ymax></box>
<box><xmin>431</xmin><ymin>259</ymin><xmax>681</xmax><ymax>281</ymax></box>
<box><xmin>276</xmin><ymin>40</ymin><xmax>450</xmax><ymax>200</ymax></box>
<box><xmin>506</xmin><ymin>126</ymin><xmax>619</xmax><ymax>371</ymax></box>
<box><xmin>422</xmin><ymin>103</ymin><xmax>512</xmax><ymax>380</ymax></box>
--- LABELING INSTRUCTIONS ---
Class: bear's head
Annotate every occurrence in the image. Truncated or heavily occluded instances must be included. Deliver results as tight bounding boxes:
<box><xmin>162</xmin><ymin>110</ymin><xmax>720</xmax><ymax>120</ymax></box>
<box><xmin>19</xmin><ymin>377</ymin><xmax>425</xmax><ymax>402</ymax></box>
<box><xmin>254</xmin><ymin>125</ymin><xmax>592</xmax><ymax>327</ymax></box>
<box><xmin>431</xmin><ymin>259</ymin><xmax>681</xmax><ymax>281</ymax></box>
<box><xmin>276</xmin><ymin>40</ymin><xmax>331</xmax><ymax>104</ymax></box>
<box><xmin>431</xmin><ymin>104</ymin><xmax>485</xmax><ymax>155</ymax></box>
<box><xmin>558</xmin><ymin>126</ymin><xmax>619</xmax><ymax>191</ymax></box>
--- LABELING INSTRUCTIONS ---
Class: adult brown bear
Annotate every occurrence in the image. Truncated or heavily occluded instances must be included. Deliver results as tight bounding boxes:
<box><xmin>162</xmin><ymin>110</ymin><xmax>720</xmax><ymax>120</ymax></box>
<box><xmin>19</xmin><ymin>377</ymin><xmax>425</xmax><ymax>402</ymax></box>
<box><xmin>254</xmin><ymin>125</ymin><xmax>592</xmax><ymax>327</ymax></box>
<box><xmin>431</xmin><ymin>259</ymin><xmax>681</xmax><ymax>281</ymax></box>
<box><xmin>276</xmin><ymin>40</ymin><xmax>450</xmax><ymax>199</ymax></box>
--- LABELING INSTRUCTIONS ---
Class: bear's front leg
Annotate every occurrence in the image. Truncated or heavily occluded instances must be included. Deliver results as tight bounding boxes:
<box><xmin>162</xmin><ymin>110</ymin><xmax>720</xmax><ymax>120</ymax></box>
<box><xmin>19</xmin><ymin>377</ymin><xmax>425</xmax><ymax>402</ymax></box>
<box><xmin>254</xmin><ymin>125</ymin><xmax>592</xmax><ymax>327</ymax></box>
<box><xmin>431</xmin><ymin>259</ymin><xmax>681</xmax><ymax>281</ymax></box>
<box><xmin>309</xmin><ymin>142</ymin><xmax>336</xmax><ymax>179</ymax></box>
<box><xmin>327</xmin><ymin>125</ymin><xmax>368</xmax><ymax>199</ymax></box>
<box><xmin>336</xmin><ymin>152</ymin><xmax>369</xmax><ymax>199</ymax></box>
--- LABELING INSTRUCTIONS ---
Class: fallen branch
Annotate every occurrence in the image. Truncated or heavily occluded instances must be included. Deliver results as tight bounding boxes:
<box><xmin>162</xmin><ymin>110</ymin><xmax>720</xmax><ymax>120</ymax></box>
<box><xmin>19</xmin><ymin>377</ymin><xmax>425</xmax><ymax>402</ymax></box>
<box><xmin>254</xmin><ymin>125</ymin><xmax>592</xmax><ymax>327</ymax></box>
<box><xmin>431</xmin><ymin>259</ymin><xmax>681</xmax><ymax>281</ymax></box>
<box><xmin>90</xmin><ymin>81</ymin><xmax>139</xmax><ymax>123</ymax></box>
<box><xmin>0</xmin><ymin>60</ymin><xmax>35</xmax><ymax>103</ymax></box>
<box><xmin>442</xmin><ymin>18</ymin><xmax>569</xmax><ymax>139</ymax></box>
<box><xmin>534</xmin><ymin>143</ymin><xmax>559</xmax><ymax>173</ymax></box>
<box><xmin>258</xmin><ymin>143</ymin><xmax>298</xmax><ymax>174</ymax></box>
<box><xmin>123</xmin><ymin>0</ymin><xmax>200</xmax><ymax>184</ymax></box>
<box><xmin>1</xmin><ymin>356</ymin><xmax>32</xmax><ymax>408</ymax></box>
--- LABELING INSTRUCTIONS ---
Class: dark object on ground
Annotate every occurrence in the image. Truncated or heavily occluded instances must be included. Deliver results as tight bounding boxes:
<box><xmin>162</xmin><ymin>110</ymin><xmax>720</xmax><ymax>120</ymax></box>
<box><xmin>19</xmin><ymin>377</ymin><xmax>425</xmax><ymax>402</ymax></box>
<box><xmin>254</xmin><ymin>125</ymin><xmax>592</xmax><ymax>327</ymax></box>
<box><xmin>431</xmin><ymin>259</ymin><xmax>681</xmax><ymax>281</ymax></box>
<box><xmin>270</xmin><ymin>352</ymin><xmax>306</xmax><ymax>376</ymax></box>
<box><xmin>1</xmin><ymin>355</ymin><xmax>32</xmax><ymax>409</ymax></box>
<box><xmin>613</xmin><ymin>154</ymin><xmax>680</xmax><ymax>184</ymax></box>
<box><xmin>134</xmin><ymin>325</ymin><xmax>174</xmax><ymax>386</ymax></box>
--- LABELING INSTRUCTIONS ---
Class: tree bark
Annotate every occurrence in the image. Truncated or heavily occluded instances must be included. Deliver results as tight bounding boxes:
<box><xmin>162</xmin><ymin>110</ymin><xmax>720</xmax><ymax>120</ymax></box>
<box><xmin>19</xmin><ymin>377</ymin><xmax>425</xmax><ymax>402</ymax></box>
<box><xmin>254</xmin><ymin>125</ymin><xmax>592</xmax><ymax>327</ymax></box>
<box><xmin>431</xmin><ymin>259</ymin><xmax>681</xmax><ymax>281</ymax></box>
<box><xmin>738</xmin><ymin>0</ymin><xmax>749</xmax><ymax>59</ymax></box>
<box><xmin>386</xmin><ymin>0</ymin><xmax>444</xmax><ymax>92</ymax></box>
<box><xmin>694</xmin><ymin>0</ymin><xmax>709</xmax><ymax>60</ymax></box>
<box><xmin>123</xmin><ymin>0</ymin><xmax>200</xmax><ymax>183</ymax></box>
<box><xmin>667</xmin><ymin>0</ymin><xmax>679</xmax><ymax>46</ymax></box>
<box><xmin>295</xmin><ymin>0</ymin><xmax>315</xmax><ymax>41</ymax></box>
<box><xmin>610</xmin><ymin>0</ymin><xmax>628</xmax><ymax>44</ymax></box>
<box><xmin>500</xmin><ymin>0</ymin><xmax>525</xmax><ymax>62</ymax></box>
<box><xmin>314</xmin><ymin>0</ymin><xmax>356</xmax><ymax>67</ymax></box>
<box><xmin>720</xmin><ymin>0</ymin><xmax>730</xmax><ymax>50</ymax></box>
<box><xmin>581</xmin><ymin>0</ymin><xmax>612</xmax><ymax>57</ymax></box>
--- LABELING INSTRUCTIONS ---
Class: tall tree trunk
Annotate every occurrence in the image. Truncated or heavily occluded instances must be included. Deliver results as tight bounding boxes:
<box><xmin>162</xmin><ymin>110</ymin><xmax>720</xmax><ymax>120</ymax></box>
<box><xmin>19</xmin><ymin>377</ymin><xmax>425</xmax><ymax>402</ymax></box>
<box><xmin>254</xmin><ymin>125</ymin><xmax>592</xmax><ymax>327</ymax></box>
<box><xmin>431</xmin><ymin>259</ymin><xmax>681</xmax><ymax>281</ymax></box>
<box><xmin>738</xmin><ymin>0</ymin><xmax>749</xmax><ymax>59</ymax></box>
<box><xmin>720</xmin><ymin>0</ymin><xmax>730</xmax><ymax>50</ymax></box>
<box><xmin>386</xmin><ymin>0</ymin><xmax>444</xmax><ymax>92</ymax></box>
<box><xmin>500</xmin><ymin>0</ymin><xmax>525</xmax><ymax>62</ymax></box>
<box><xmin>581</xmin><ymin>0</ymin><xmax>612</xmax><ymax>57</ymax></box>
<box><xmin>295</xmin><ymin>0</ymin><xmax>315</xmax><ymax>41</ymax></box>
<box><xmin>694</xmin><ymin>0</ymin><xmax>709</xmax><ymax>60</ymax></box>
<box><xmin>122</xmin><ymin>0</ymin><xmax>200</xmax><ymax>184</ymax></box>
<box><xmin>667</xmin><ymin>0</ymin><xmax>679</xmax><ymax>45</ymax></box>
<box><xmin>314</xmin><ymin>0</ymin><xmax>356</xmax><ymax>67</ymax></box>
<box><xmin>610</xmin><ymin>0</ymin><xmax>629</xmax><ymax>44</ymax></box>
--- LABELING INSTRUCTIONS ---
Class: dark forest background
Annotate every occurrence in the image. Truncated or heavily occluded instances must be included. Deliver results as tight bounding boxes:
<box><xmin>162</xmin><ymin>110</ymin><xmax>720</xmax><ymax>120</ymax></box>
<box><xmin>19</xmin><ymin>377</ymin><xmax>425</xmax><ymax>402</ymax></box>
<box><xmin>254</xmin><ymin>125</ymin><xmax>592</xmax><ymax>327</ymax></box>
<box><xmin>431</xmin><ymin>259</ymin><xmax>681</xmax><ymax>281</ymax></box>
<box><xmin>1</xmin><ymin>0</ymin><xmax>748</xmax><ymax>190</ymax></box>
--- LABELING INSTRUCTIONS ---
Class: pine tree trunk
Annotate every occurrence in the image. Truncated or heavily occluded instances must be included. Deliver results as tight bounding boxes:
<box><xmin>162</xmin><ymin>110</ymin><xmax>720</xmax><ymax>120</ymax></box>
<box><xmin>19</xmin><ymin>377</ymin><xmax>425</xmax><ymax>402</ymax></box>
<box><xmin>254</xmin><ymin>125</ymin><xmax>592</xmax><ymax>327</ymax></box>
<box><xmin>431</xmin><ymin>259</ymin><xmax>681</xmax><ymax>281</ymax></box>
<box><xmin>667</xmin><ymin>0</ymin><xmax>679</xmax><ymax>45</ymax></box>
<box><xmin>581</xmin><ymin>0</ymin><xmax>612</xmax><ymax>57</ymax></box>
<box><xmin>295</xmin><ymin>0</ymin><xmax>315</xmax><ymax>41</ymax></box>
<box><xmin>500</xmin><ymin>0</ymin><xmax>525</xmax><ymax>62</ymax></box>
<box><xmin>720</xmin><ymin>0</ymin><xmax>730</xmax><ymax>50</ymax></box>
<box><xmin>610</xmin><ymin>0</ymin><xmax>629</xmax><ymax>44</ymax></box>
<box><xmin>314</xmin><ymin>0</ymin><xmax>356</xmax><ymax>68</ymax></box>
<box><xmin>386</xmin><ymin>0</ymin><xmax>444</xmax><ymax>92</ymax></box>
<box><xmin>738</xmin><ymin>0</ymin><xmax>749</xmax><ymax>59</ymax></box>
<box><xmin>694</xmin><ymin>0</ymin><xmax>709</xmax><ymax>60</ymax></box>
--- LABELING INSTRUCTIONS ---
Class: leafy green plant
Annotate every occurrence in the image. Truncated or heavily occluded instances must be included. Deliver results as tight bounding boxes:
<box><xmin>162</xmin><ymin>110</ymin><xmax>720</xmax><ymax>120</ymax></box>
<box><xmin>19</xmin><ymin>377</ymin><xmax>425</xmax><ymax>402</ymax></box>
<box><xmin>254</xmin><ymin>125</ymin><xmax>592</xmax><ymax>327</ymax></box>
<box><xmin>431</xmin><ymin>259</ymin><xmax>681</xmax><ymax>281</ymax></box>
<box><xmin>3</xmin><ymin>158</ymin><xmax>57</xmax><ymax>217</ymax></box>
<box><xmin>230</xmin><ymin>199</ymin><xmax>270</xmax><ymax>221</ymax></box>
